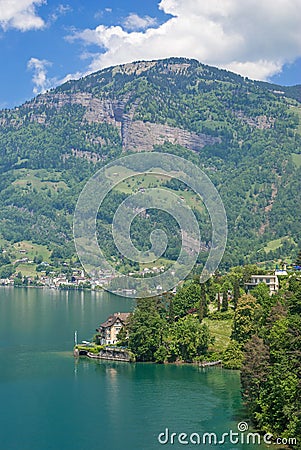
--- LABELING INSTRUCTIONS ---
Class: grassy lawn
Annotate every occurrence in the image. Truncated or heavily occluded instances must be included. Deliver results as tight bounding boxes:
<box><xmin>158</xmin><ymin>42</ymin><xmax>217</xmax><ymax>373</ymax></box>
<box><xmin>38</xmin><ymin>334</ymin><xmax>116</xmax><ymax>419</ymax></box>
<box><xmin>113</xmin><ymin>172</ymin><xmax>206</xmax><ymax>215</ymax></box>
<box><xmin>0</xmin><ymin>241</ymin><xmax>52</xmax><ymax>277</ymax></box>
<box><xmin>13</xmin><ymin>241</ymin><xmax>51</xmax><ymax>262</ymax></box>
<box><xmin>203</xmin><ymin>317</ymin><xmax>233</xmax><ymax>353</ymax></box>
<box><xmin>12</xmin><ymin>168</ymin><xmax>67</xmax><ymax>192</ymax></box>
<box><xmin>14</xmin><ymin>263</ymin><xmax>37</xmax><ymax>277</ymax></box>
<box><xmin>114</xmin><ymin>173</ymin><xmax>170</xmax><ymax>194</ymax></box>
<box><xmin>139</xmin><ymin>257</ymin><xmax>171</xmax><ymax>270</ymax></box>
<box><xmin>75</xmin><ymin>343</ymin><xmax>104</xmax><ymax>354</ymax></box>
<box><xmin>263</xmin><ymin>236</ymin><xmax>296</xmax><ymax>256</ymax></box>
<box><xmin>264</xmin><ymin>237</ymin><xmax>283</xmax><ymax>253</ymax></box>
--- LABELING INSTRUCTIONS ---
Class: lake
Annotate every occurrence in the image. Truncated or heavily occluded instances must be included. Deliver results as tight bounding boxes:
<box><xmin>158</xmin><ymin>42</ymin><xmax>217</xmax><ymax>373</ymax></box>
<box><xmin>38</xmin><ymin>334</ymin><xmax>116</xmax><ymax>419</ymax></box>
<box><xmin>0</xmin><ymin>288</ymin><xmax>266</xmax><ymax>449</ymax></box>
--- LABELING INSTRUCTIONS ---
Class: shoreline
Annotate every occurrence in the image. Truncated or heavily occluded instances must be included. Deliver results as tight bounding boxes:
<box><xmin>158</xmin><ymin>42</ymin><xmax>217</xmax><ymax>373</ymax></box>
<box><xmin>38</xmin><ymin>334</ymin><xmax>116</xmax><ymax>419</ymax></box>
<box><xmin>74</xmin><ymin>347</ymin><xmax>226</xmax><ymax>369</ymax></box>
<box><xmin>0</xmin><ymin>284</ymin><xmax>102</xmax><ymax>291</ymax></box>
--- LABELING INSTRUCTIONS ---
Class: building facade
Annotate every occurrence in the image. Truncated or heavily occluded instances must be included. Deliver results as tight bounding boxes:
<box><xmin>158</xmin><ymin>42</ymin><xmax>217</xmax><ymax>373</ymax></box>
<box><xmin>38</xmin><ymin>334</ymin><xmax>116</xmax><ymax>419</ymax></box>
<box><xmin>96</xmin><ymin>312</ymin><xmax>131</xmax><ymax>346</ymax></box>
<box><xmin>245</xmin><ymin>274</ymin><xmax>279</xmax><ymax>295</ymax></box>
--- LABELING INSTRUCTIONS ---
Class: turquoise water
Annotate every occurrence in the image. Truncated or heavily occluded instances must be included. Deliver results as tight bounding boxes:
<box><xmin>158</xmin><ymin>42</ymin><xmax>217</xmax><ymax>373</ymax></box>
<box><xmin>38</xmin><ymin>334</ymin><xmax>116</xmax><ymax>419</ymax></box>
<box><xmin>0</xmin><ymin>288</ymin><xmax>265</xmax><ymax>450</ymax></box>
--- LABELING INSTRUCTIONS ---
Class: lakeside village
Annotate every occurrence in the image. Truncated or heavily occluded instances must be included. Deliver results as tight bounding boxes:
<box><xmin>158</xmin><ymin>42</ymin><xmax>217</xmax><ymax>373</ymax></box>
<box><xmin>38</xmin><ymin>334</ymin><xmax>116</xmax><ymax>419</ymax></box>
<box><xmin>0</xmin><ymin>258</ymin><xmax>166</xmax><ymax>291</ymax></box>
<box><xmin>0</xmin><ymin>242</ymin><xmax>299</xmax><ymax>292</ymax></box>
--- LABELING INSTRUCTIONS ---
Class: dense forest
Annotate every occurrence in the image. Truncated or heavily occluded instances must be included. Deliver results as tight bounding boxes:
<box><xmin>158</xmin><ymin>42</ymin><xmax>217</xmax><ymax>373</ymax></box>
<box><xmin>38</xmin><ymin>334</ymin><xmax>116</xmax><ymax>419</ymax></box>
<box><xmin>0</xmin><ymin>57</ymin><xmax>301</xmax><ymax>275</ymax></box>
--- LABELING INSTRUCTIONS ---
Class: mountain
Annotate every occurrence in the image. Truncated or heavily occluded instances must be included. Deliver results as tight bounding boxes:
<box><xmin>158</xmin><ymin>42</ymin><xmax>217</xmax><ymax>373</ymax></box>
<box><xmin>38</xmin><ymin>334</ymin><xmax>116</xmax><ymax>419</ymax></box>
<box><xmin>0</xmin><ymin>57</ymin><xmax>300</xmax><ymax>275</ymax></box>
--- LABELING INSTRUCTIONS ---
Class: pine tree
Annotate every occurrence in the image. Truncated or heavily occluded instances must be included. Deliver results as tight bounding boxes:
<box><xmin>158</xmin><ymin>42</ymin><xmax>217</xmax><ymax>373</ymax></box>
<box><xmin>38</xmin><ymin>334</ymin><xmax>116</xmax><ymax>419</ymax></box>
<box><xmin>221</xmin><ymin>285</ymin><xmax>229</xmax><ymax>312</ymax></box>
<box><xmin>217</xmin><ymin>291</ymin><xmax>221</xmax><ymax>311</ymax></box>
<box><xmin>231</xmin><ymin>294</ymin><xmax>262</xmax><ymax>343</ymax></box>
<box><xmin>198</xmin><ymin>283</ymin><xmax>208</xmax><ymax>323</ymax></box>
<box><xmin>168</xmin><ymin>294</ymin><xmax>175</xmax><ymax>323</ymax></box>
<box><xmin>241</xmin><ymin>335</ymin><xmax>270</xmax><ymax>419</ymax></box>
<box><xmin>233</xmin><ymin>278</ymin><xmax>240</xmax><ymax>310</ymax></box>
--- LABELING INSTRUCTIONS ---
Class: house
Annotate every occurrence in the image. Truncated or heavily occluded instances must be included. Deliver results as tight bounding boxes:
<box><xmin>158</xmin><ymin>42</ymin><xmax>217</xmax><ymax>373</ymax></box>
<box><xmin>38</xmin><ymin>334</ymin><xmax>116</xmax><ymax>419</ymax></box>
<box><xmin>245</xmin><ymin>274</ymin><xmax>279</xmax><ymax>295</ymax></box>
<box><xmin>96</xmin><ymin>312</ymin><xmax>131</xmax><ymax>345</ymax></box>
<box><xmin>15</xmin><ymin>257</ymin><xmax>29</xmax><ymax>263</ymax></box>
<box><xmin>275</xmin><ymin>269</ymin><xmax>288</xmax><ymax>276</ymax></box>
<box><xmin>0</xmin><ymin>278</ymin><xmax>13</xmax><ymax>286</ymax></box>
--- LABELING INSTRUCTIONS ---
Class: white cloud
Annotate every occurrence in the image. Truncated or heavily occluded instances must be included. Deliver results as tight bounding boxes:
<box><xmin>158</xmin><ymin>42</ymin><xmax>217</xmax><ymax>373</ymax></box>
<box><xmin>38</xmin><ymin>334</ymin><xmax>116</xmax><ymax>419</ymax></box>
<box><xmin>67</xmin><ymin>0</ymin><xmax>301</xmax><ymax>81</ymax></box>
<box><xmin>50</xmin><ymin>4</ymin><xmax>72</xmax><ymax>22</ymax></box>
<box><xmin>59</xmin><ymin>71</ymin><xmax>85</xmax><ymax>85</ymax></box>
<box><xmin>27</xmin><ymin>57</ymin><xmax>52</xmax><ymax>95</ymax></box>
<box><xmin>94</xmin><ymin>8</ymin><xmax>112</xmax><ymax>20</ymax></box>
<box><xmin>224</xmin><ymin>60</ymin><xmax>284</xmax><ymax>81</ymax></box>
<box><xmin>57</xmin><ymin>4</ymin><xmax>71</xmax><ymax>15</ymax></box>
<box><xmin>123</xmin><ymin>13</ymin><xmax>158</xmax><ymax>31</ymax></box>
<box><xmin>0</xmin><ymin>0</ymin><xmax>45</xmax><ymax>31</ymax></box>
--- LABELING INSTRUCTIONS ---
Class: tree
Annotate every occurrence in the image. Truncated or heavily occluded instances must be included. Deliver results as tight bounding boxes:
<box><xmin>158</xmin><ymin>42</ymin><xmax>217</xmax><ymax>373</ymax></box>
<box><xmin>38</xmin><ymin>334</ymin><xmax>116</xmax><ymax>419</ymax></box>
<box><xmin>167</xmin><ymin>315</ymin><xmax>212</xmax><ymax>362</ymax></box>
<box><xmin>251</xmin><ymin>282</ymin><xmax>277</xmax><ymax>321</ymax></box>
<box><xmin>34</xmin><ymin>254</ymin><xmax>43</xmax><ymax>264</ymax></box>
<box><xmin>232</xmin><ymin>277</ymin><xmax>240</xmax><ymax>310</ymax></box>
<box><xmin>256</xmin><ymin>315</ymin><xmax>301</xmax><ymax>438</ymax></box>
<box><xmin>230</xmin><ymin>265</ymin><xmax>265</xmax><ymax>284</ymax></box>
<box><xmin>173</xmin><ymin>282</ymin><xmax>201</xmax><ymax>318</ymax></box>
<box><xmin>116</xmin><ymin>326</ymin><xmax>128</xmax><ymax>347</ymax></box>
<box><xmin>287</xmin><ymin>281</ymin><xmax>301</xmax><ymax>315</ymax></box>
<box><xmin>0</xmin><ymin>253</ymin><xmax>10</xmax><ymax>266</ymax></box>
<box><xmin>128</xmin><ymin>297</ymin><xmax>165</xmax><ymax>362</ymax></box>
<box><xmin>0</xmin><ymin>264</ymin><xmax>14</xmax><ymax>279</ymax></box>
<box><xmin>241</xmin><ymin>335</ymin><xmax>270</xmax><ymax>419</ymax></box>
<box><xmin>206</xmin><ymin>278</ymin><xmax>218</xmax><ymax>304</ymax></box>
<box><xmin>231</xmin><ymin>294</ymin><xmax>262</xmax><ymax>343</ymax></box>
<box><xmin>222</xmin><ymin>341</ymin><xmax>244</xmax><ymax>369</ymax></box>
<box><xmin>198</xmin><ymin>283</ymin><xmax>208</xmax><ymax>322</ymax></box>
<box><xmin>217</xmin><ymin>290</ymin><xmax>221</xmax><ymax>312</ymax></box>
<box><xmin>221</xmin><ymin>283</ymin><xmax>229</xmax><ymax>312</ymax></box>
<box><xmin>265</xmin><ymin>302</ymin><xmax>287</xmax><ymax>332</ymax></box>
<box><xmin>239</xmin><ymin>278</ymin><xmax>301</xmax><ymax>441</ymax></box>
<box><xmin>50</xmin><ymin>246</ymin><xmax>65</xmax><ymax>260</ymax></box>
<box><xmin>295</xmin><ymin>248</ymin><xmax>301</xmax><ymax>266</ymax></box>
<box><xmin>257</xmin><ymin>363</ymin><xmax>299</xmax><ymax>438</ymax></box>
<box><xmin>167</xmin><ymin>295</ymin><xmax>175</xmax><ymax>323</ymax></box>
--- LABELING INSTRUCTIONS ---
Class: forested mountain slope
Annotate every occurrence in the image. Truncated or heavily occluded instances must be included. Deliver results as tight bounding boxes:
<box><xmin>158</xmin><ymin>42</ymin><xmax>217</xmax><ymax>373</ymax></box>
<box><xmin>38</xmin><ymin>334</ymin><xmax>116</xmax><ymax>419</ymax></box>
<box><xmin>0</xmin><ymin>57</ymin><xmax>300</xmax><ymax>269</ymax></box>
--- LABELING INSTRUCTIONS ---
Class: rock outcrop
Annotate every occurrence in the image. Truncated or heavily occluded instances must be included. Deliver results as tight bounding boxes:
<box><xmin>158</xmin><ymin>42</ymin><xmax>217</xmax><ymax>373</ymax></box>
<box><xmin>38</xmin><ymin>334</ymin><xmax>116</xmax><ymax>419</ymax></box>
<box><xmin>121</xmin><ymin>120</ymin><xmax>221</xmax><ymax>152</ymax></box>
<box><xmin>30</xmin><ymin>91</ymin><xmax>221</xmax><ymax>154</ymax></box>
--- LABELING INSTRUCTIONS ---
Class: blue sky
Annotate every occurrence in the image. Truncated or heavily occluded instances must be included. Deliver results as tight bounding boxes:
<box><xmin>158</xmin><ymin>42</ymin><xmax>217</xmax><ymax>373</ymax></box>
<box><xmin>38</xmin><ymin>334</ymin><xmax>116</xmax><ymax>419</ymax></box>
<box><xmin>0</xmin><ymin>0</ymin><xmax>301</xmax><ymax>109</ymax></box>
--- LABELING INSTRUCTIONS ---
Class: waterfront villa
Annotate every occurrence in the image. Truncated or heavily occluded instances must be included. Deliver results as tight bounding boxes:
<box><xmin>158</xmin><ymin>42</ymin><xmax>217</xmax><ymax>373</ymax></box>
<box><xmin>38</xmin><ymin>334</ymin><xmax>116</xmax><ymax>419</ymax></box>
<box><xmin>96</xmin><ymin>312</ymin><xmax>131</xmax><ymax>345</ymax></box>
<box><xmin>245</xmin><ymin>274</ymin><xmax>279</xmax><ymax>295</ymax></box>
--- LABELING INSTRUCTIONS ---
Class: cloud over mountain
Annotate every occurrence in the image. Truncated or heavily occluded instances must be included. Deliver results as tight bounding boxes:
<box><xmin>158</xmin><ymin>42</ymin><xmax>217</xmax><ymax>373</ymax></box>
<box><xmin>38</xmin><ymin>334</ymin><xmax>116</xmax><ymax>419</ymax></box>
<box><xmin>123</xmin><ymin>13</ymin><xmax>158</xmax><ymax>31</ymax></box>
<box><xmin>69</xmin><ymin>0</ymin><xmax>301</xmax><ymax>81</ymax></box>
<box><xmin>27</xmin><ymin>57</ymin><xmax>52</xmax><ymax>94</ymax></box>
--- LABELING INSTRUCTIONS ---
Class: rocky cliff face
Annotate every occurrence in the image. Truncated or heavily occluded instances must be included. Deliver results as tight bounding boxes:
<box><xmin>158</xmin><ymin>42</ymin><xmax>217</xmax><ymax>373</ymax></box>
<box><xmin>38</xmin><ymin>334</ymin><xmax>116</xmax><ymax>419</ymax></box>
<box><xmin>6</xmin><ymin>58</ymin><xmax>294</xmax><ymax>161</ymax></box>
<box><xmin>121</xmin><ymin>120</ymin><xmax>220</xmax><ymax>152</ymax></box>
<box><xmin>29</xmin><ymin>90</ymin><xmax>220</xmax><ymax>154</ymax></box>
